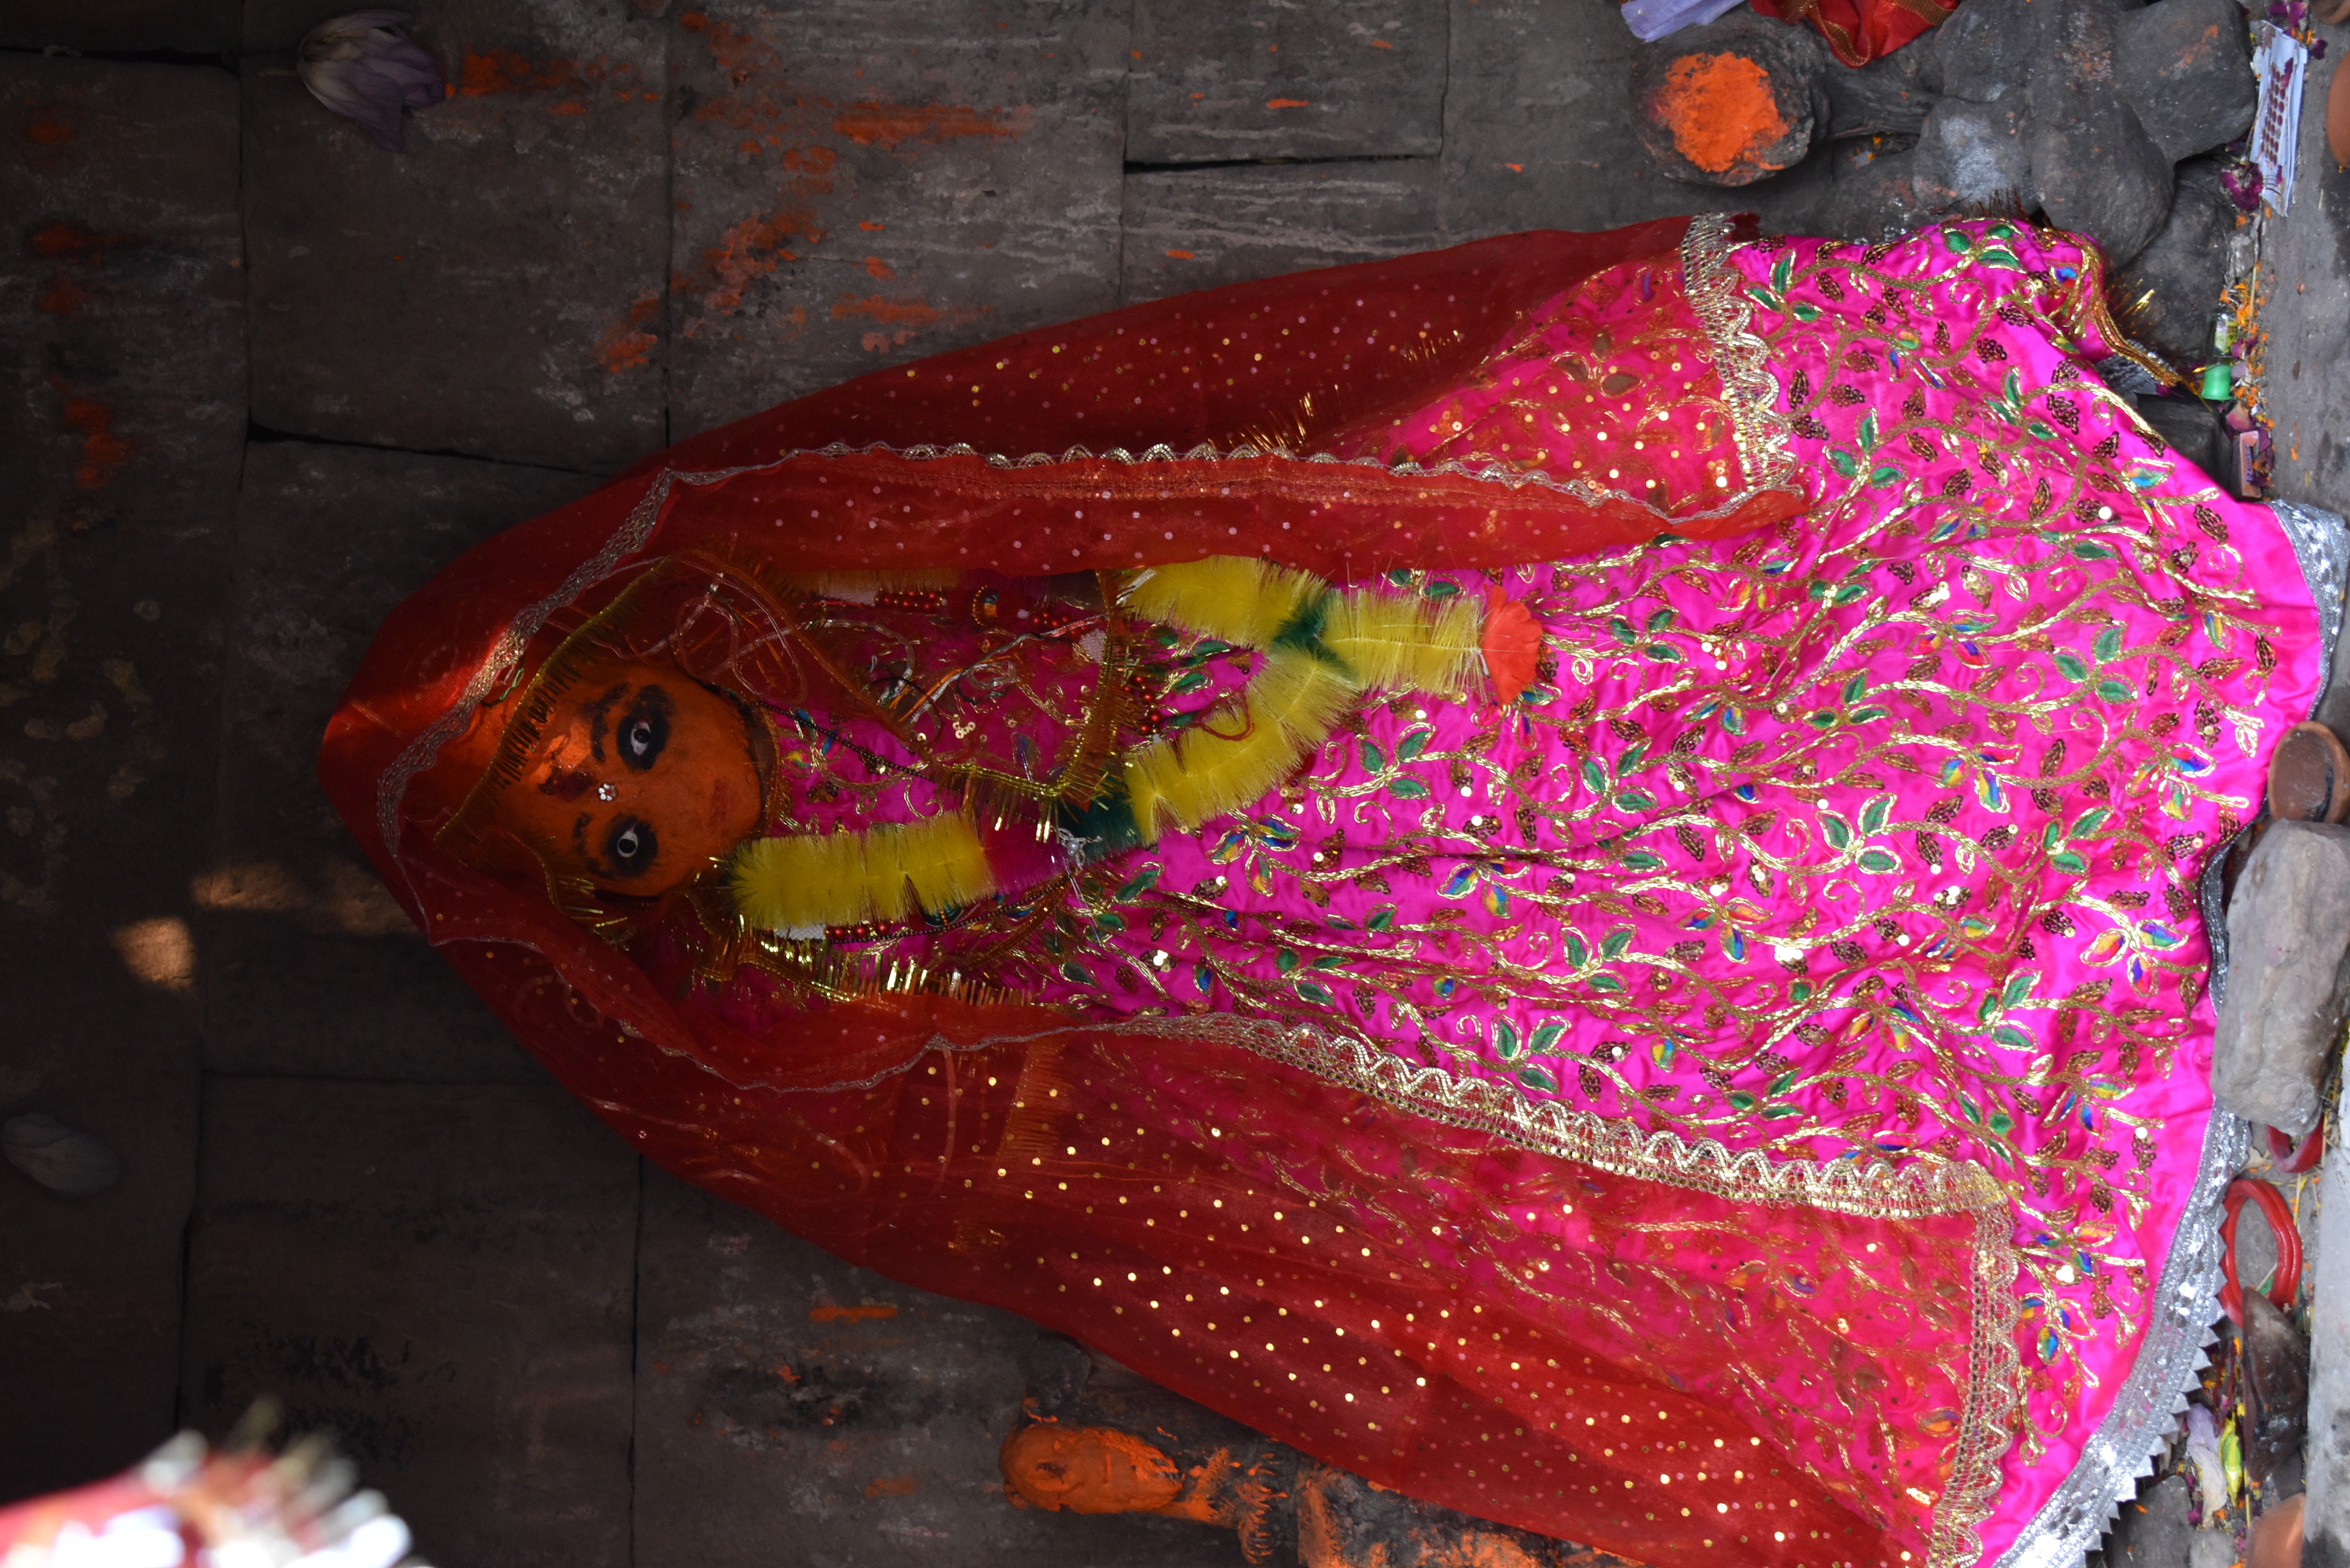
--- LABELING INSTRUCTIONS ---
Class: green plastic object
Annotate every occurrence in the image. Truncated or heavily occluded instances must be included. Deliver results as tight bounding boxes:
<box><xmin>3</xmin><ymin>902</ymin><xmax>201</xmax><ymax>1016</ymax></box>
<box><xmin>2201</xmin><ymin>361</ymin><xmax>2234</xmax><ymax>399</ymax></box>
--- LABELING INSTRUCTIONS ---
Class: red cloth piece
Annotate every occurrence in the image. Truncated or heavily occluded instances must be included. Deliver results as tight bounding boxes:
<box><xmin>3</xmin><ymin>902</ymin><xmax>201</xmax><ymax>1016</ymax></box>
<box><xmin>1747</xmin><ymin>0</ymin><xmax>1956</xmax><ymax>68</ymax></box>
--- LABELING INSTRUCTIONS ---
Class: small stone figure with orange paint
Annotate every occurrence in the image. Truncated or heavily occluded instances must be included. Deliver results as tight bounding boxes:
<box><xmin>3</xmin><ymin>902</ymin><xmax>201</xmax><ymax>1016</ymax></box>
<box><xmin>1000</xmin><ymin>1336</ymin><xmax>1639</xmax><ymax>1568</ymax></box>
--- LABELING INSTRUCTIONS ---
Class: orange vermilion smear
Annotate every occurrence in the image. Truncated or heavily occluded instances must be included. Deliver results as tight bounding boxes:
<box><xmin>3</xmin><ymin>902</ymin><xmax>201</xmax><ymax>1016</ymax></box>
<box><xmin>36</xmin><ymin>275</ymin><xmax>86</xmax><ymax>316</ymax></box>
<box><xmin>1658</xmin><ymin>53</ymin><xmax>1787</xmax><ymax>175</ymax></box>
<box><xmin>60</xmin><ymin>394</ymin><xmax>135</xmax><ymax>489</ymax></box>
<box><xmin>807</xmin><ymin>1302</ymin><xmax>897</xmax><ymax>1323</ymax></box>
<box><xmin>30</xmin><ymin>221</ymin><xmax>140</xmax><ymax>264</ymax></box>
<box><xmin>593</xmin><ymin>292</ymin><xmax>661</xmax><ymax>374</ymax></box>
<box><xmin>831</xmin><ymin>102</ymin><xmax>1021</xmax><ymax>148</ymax></box>
<box><xmin>682</xmin><ymin>209</ymin><xmax>821</xmax><ymax>315</ymax></box>
<box><xmin>829</xmin><ymin>294</ymin><xmax>943</xmax><ymax>327</ymax></box>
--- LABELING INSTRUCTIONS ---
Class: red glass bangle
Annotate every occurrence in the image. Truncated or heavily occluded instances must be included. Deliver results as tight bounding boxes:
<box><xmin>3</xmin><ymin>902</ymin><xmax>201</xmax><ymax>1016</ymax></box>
<box><xmin>2265</xmin><ymin>1121</ymin><xmax>2325</xmax><ymax>1174</ymax></box>
<box><xmin>2219</xmin><ymin>1175</ymin><xmax>2303</xmax><ymax>1324</ymax></box>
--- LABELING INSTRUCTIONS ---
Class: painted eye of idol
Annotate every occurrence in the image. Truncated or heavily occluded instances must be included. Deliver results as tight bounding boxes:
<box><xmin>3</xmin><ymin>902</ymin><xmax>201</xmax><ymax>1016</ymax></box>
<box><xmin>617</xmin><ymin>687</ymin><xmax>671</xmax><ymax>772</ymax></box>
<box><xmin>604</xmin><ymin>815</ymin><xmax>658</xmax><ymax>878</ymax></box>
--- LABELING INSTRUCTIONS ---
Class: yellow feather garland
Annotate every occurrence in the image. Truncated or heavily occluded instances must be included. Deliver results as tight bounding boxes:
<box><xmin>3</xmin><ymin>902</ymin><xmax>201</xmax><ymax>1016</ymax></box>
<box><xmin>1122</xmin><ymin>647</ymin><xmax>1358</xmax><ymax>838</ymax></box>
<box><xmin>1321</xmin><ymin>587</ymin><xmax>1484</xmax><ymax>697</ymax></box>
<box><xmin>733</xmin><ymin>813</ymin><xmax>994</xmax><ymax>932</ymax></box>
<box><xmin>729</xmin><ymin>556</ymin><xmax>1499</xmax><ymax>930</ymax></box>
<box><xmin>1127</xmin><ymin>557</ymin><xmax>1325</xmax><ymax>649</ymax></box>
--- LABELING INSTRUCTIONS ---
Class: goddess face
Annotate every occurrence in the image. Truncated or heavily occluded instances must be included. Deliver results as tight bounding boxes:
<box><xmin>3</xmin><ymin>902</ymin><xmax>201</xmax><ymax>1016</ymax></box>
<box><xmin>484</xmin><ymin>654</ymin><xmax>765</xmax><ymax>898</ymax></box>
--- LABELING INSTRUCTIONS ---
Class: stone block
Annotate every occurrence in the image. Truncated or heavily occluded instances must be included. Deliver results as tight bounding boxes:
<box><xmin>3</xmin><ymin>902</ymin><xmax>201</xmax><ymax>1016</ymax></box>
<box><xmin>2243</xmin><ymin>1286</ymin><xmax>2311</xmax><ymax>1489</ymax></box>
<box><xmin>1438</xmin><ymin>0</ymin><xmax>1833</xmax><ymax>244</ymax></box>
<box><xmin>1816</xmin><ymin>98</ymin><xmax>2031</xmax><ymax>241</ymax></box>
<box><xmin>1121</xmin><ymin>161</ymin><xmax>1438</xmax><ymax>304</ymax></box>
<box><xmin>665</xmin><ymin>0</ymin><xmax>1124</xmax><ymax>440</ymax></box>
<box><xmin>2115</xmin><ymin>0</ymin><xmax>2259</xmax><ymax>163</ymax></box>
<box><xmin>2114</xmin><ymin>159</ymin><xmax>2236</xmax><ymax>370</ymax></box>
<box><xmin>201</xmin><ymin>442</ymin><xmax>593</xmax><ymax>1081</ymax></box>
<box><xmin>2134</xmin><ymin>393</ymin><xmax>2230</xmax><ymax>482</ymax></box>
<box><xmin>633</xmin><ymin>1165</ymin><xmax>1245</xmax><ymax>1568</ymax></box>
<box><xmin>2028</xmin><ymin>89</ymin><xmax>2174</xmax><ymax>268</ymax></box>
<box><xmin>181</xmin><ymin>1077</ymin><xmax>638</xmax><ymax>1566</ymax></box>
<box><xmin>242</xmin><ymin>0</ymin><xmax>669</xmax><ymax>472</ymax></box>
<box><xmin>1925</xmin><ymin>98</ymin><xmax>2033</xmax><ymax>205</ymax></box>
<box><xmin>2211</xmin><ymin>821</ymin><xmax>2350</xmax><ymax>1137</ymax></box>
<box><xmin>1824</xmin><ymin>41</ymin><xmax>1934</xmax><ymax>138</ymax></box>
<box><xmin>0</xmin><ymin>57</ymin><xmax>243</xmax><ymax>943</ymax></box>
<box><xmin>0</xmin><ymin>0</ymin><xmax>236</xmax><ymax>52</ymax></box>
<box><xmin>1931</xmin><ymin>0</ymin><xmax>2036</xmax><ymax>107</ymax></box>
<box><xmin>2028</xmin><ymin>0</ymin><xmax>2176</xmax><ymax>267</ymax></box>
<box><xmin>0</xmin><ymin>935</ymin><xmax>199</xmax><ymax>1500</ymax></box>
<box><xmin>1126</xmin><ymin>0</ymin><xmax>1446</xmax><ymax>164</ymax></box>
<box><xmin>1630</xmin><ymin>11</ymin><xmax>1829</xmax><ymax>189</ymax></box>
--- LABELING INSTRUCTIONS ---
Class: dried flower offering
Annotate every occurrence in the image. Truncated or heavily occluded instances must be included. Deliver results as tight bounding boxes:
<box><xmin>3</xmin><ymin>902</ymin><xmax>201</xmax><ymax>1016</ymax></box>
<box><xmin>296</xmin><ymin>10</ymin><xmax>444</xmax><ymax>153</ymax></box>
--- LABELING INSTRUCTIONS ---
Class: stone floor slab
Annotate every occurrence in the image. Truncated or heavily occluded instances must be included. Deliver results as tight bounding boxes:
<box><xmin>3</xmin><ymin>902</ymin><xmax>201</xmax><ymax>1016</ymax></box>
<box><xmin>0</xmin><ymin>936</ymin><xmax>199</xmax><ymax>1501</ymax></box>
<box><xmin>634</xmin><ymin>1164</ymin><xmax>1245</xmax><ymax>1568</ymax></box>
<box><xmin>2096</xmin><ymin>1473</ymin><xmax>2196</xmax><ymax>1566</ymax></box>
<box><xmin>0</xmin><ymin>56</ymin><xmax>243</xmax><ymax>941</ymax></box>
<box><xmin>0</xmin><ymin>55</ymin><xmax>238</xmax><ymax>1500</ymax></box>
<box><xmin>0</xmin><ymin>54</ymin><xmax>244</xmax><ymax>547</ymax></box>
<box><xmin>242</xmin><ymin>0</ymin><xmax>669</xmax><ymax>472</ymax></box>
<box><xmin>664</xmin><ymin>0</ymin><xmax>1125</xmax><ymax>439</ymax></box>
<box><xmin>1125</xmin><ymin>0</ymin><xmax>1446</xmax><ymax>164</ymax></box>
<box><xmin>200</xmin><ymin>440</ymin><xmax>594</xmax><ymax>1081</ymax></box>
<box><xmin>1121</xmin><ymin>159</ymin><xmax>1439</xmax><ymax>303</ymax></box>
<box><xmin>1438</xmin><ymin>0</ymin><xmax>1834</xmax><ymax>243</ymax></box>
<box><xmin>0</xmin><ymin>0</ymin><xmax>237</xmax><ymax>52</ymax></box>
<box><xmin>182</xmin><ymin>1076</ymin><xmax>638</xmax><ymax>1566</ymax></box>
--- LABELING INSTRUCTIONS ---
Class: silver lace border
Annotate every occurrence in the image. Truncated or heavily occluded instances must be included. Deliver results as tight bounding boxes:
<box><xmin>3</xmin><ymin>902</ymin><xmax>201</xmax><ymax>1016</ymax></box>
<box><xmin>1992</xmin><ymin>496</ymin><xmax>2347</xmax><ymax>1568</ymax></box>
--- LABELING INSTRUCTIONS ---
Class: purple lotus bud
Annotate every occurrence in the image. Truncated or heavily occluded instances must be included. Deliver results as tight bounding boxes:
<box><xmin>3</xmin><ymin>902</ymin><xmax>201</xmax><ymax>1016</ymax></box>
<box><xmin>2313</xmin><ymin>36</ymin><xmax>2328</xmax><ymax>57</ymax></box>
<box><xmin>2220</xmin><ymin>164</ymin><xmax>2264</xmax><ymax>212</ymax></box>
<box><xmin>297</xmin><ymin>10</ymin><xmax>445</xmax><ymax>153</ymax></box>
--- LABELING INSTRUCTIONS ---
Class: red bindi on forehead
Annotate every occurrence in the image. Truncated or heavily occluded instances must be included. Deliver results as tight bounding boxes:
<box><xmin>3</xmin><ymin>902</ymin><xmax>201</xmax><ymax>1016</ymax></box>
<box><xmin>538</xmin><ymin>764</ymin><xmax>596</xmax><ymax>800</ymax></box>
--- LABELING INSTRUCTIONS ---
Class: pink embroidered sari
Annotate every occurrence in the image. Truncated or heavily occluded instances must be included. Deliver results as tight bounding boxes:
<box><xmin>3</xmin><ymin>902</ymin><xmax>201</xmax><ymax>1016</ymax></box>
<box><xmin>324</xmin><ymin>216</ymin><xmax>2326</xmax><ymax>1568</ymax></box>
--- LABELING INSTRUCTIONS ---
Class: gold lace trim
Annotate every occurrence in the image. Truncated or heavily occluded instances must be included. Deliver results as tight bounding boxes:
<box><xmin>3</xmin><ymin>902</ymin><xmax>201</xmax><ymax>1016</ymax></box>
<box><xmin>764</xmin><ymin>434</ymin><xmax>1795</xmax><ymax>529</ymax></box>
<box><xmin>1680</xmin><ymin>213</ymin><xmax>1800</xmax><ymax>495</ymax></box>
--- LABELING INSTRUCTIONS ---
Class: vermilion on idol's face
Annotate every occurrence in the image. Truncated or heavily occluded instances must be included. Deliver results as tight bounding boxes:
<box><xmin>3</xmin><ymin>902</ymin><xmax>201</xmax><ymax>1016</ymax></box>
<box><xmin>488</xmin><ymin>656</ymin><xmax>765</xmax><ymax>898</ymax></box>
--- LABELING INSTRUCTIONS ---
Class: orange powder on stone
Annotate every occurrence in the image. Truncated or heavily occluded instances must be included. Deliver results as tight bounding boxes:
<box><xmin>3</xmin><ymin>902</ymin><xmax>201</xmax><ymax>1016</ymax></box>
<box><xmin>1657</xmin><ymin>53</ymin><xmax>1788</xmax><ymax>175</ymax></box>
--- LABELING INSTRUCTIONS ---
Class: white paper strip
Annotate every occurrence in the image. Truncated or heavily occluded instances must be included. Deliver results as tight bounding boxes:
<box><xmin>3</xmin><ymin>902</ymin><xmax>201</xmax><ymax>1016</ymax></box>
<box><xmin>2252</xmin><ymin>21</ymin><xmax>2309</xmax><ymax>216</ymax></box>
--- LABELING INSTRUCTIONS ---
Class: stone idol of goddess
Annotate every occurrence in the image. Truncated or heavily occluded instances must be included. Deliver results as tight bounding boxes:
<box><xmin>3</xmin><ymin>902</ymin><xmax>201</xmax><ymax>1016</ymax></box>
<box><xmin>325</xmin><ymin>213</ymin><xmax>2327</xmax><ymax>1568</ymax></box>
